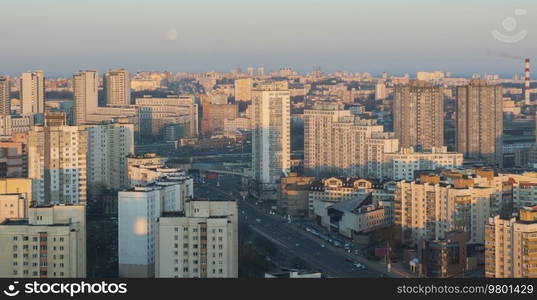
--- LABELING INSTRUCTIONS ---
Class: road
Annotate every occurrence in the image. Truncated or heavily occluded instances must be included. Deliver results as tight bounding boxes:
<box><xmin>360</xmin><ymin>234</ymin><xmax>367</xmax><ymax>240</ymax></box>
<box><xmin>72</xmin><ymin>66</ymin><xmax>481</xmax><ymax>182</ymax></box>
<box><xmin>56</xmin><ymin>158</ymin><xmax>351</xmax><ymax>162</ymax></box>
<box><xmin>194</xmin><ymin>175</ymin><xmax>391</xmax><ymax>278</ymax></box>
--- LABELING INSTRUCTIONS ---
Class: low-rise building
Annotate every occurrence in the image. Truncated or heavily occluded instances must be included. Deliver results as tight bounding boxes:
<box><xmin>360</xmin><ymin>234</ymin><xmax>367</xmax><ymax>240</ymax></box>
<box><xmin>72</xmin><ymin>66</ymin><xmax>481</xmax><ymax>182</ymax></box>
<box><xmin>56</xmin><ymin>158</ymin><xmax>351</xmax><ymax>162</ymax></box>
<box><xmin>279</xmin><ymin>173</ymin><xmax>315</xmax><ymax>217</ymax></box>
<box><xmin>418</xmin><ymin>231</ymin><xmax>468</xmax><ymax>278</ymax></box>
<box><xmin>313</xmin><ymin>192</ymin><xmax>393</xmax><ymax>238</ymax></box>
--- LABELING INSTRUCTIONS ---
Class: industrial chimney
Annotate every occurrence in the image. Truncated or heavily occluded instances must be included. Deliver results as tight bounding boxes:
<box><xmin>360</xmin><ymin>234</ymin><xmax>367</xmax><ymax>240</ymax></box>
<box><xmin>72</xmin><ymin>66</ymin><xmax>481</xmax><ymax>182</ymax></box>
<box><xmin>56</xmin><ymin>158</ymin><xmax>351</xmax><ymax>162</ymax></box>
<box><xmin>525</xmin><ymin>58</ymin><xmax>531</xmax><ymax>105</ymax></box>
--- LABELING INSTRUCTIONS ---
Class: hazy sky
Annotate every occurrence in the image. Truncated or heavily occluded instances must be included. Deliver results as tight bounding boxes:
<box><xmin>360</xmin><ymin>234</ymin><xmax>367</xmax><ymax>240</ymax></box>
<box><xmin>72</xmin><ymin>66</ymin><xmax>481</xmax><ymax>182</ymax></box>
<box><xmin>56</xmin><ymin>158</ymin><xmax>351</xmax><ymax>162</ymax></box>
<box><xmin>1</xmin><ymin>0</ymin><xmax>535</xmax><ymax>77</ymax></box>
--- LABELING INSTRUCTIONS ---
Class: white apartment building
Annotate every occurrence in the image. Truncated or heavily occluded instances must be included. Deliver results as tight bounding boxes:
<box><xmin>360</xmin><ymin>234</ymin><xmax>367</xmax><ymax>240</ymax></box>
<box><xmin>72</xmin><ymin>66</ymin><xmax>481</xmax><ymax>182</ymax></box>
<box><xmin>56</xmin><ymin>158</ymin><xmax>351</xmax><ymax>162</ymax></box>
<box><xmin>85</xmin><ymin>120</ymin><xmax>135</xmax><ymax>191</ymax></box>
<box><xmin>251</xmin><ymin>89</ymin><xmax>290</xmax><ymax>199</ymax></box>
<box><xmin>87</xmin><ymin>121</ymin><xmax>135</xmax><ymax>184</ymax></box>
<box><xmin>156</xmin><ymin>199</ymin><xmax>238</xmax><ymax>278</ymax></box>
<box><xmin>485</xmin><ymin>207</ymin><xmax>537</xmax><ymax>278</ymax></box>
<box><xmin>304</xmin><ymin>102</ymin><xmax>399</xmax><ymax>179</ymax></box>
<box><xmin>0</xmin><ymin>204</ymin><xmax>86</xmax><ymax>278</ymax></box>
<box><xmin>73</xmin><ymin>70</ymin><xmax>99</xmax><ymax>125</ymax></box>
<box><xmin>118</xmin><ymin>176</ymin><xmax>194</xmax><ymax>277</ymax></box>
<box><xmin>118</xmin><ymin>186</ymin><xmax>161</xmax><ymax>277</ymax></box>
<box><xmin>396</xmin><ymin>175</ymin><xmax>493</xmax><ymax>246</ymax></box>
<box><xmin>385</xmin><ymin>147</ymin><xmax>463</xmax><ymax>181</ymax></box>
<box><xmin>28</xmin><ymin>113</ymin><xmax>87</xmax><ymax>205</ymax></box>
<box><xmin>20</xmin><ymin>71</ymin><xmax>45</xmax><ymax>115</ymax></box>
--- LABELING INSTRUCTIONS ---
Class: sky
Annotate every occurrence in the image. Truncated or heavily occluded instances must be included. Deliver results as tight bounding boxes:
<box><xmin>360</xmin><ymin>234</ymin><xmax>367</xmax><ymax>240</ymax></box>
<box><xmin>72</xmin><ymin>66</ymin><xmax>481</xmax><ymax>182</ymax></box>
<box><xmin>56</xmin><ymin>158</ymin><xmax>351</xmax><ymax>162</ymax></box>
<box><xmin>0</xmin><ymin>0</ymin><xmax>536</xmax><ymax>77</ymax></box>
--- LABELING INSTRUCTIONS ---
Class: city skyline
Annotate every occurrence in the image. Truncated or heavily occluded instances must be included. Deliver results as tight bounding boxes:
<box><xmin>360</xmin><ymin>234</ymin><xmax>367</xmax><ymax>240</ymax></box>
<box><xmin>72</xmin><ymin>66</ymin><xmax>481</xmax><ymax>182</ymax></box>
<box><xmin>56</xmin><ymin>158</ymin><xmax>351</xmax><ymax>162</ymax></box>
<box><xmin>0</xmin><ymin>0</ymin><xmax>535</xmax><ymax>77</ymax></box>
<box><xmin>3</xmin><ymin>0</ymin><xmax>537</xmax><ymax>284</ymax></box>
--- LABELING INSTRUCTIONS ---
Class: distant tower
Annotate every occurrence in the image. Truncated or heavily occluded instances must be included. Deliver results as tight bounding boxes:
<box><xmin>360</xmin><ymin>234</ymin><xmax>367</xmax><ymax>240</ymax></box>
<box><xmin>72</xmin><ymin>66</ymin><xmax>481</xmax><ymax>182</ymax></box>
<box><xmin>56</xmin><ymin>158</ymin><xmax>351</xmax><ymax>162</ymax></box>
<box><xmin>525</xmin><ymin>58</ymin><xmax>531</xmax><ymax>105</ymax></box>
<box><xmin>104</xmin><ymin>69</ymin><xmax>131</xmax><ymax>106</ymax></box>
<box><xmin>257</xmin><ymin>67</ymin><xmax>265</xmax><ymax>77</ymax></box>
<box><xmin>20</xmin><ymin>70</ymin><xmax>45</xmax><ymax>115</ymax></box>
<box><xmin>456</xmin><ymin>79</ymin><xmax>503</xmax><ymax>166</ymax></box>
<box><xmin>375</xmin><ymin>81</ymin><xmax>387</xmax><ymax>100</ymax></box>
<box><xmin>73</xmin><ymin>70</ymin><xmax>99</xmax><ymax>125</ymax></box>
<box><xmin>0</xmin><ymin>76</ymin><xmax>10</xmax><ymax>117</ymax></box>
<box><xmin>393</xmin><ymin>80</ymin><xmax>444</xmax><ymax>151</ymax></box>
<box><xmin>251</xmin><ymin>88</ymin><xmax>290</xmax><ymax>200</ymax></box>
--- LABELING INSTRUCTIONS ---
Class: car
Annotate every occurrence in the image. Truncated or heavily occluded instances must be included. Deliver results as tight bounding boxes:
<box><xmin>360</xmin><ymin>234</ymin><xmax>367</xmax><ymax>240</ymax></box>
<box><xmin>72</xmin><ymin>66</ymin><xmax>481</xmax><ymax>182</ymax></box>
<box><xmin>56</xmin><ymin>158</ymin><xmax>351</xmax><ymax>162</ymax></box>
<box><xmin>256</xmin><ymin>218</ymin><xmax>261</xmax><ymax>222</ymax></box>
<box><xmin>320</xmin><ymin>244</ymin><xmax>326</xmax><ymax>248</ymax></box>
<box><xmin>354</xmin><ymin>263</ymin><xmax>366</xmax><ymax>269</ymax></box>
<box><xmin>345</xmin><ymin>258</ymin><xmax>354</xmax><ymax>263</ymax></box>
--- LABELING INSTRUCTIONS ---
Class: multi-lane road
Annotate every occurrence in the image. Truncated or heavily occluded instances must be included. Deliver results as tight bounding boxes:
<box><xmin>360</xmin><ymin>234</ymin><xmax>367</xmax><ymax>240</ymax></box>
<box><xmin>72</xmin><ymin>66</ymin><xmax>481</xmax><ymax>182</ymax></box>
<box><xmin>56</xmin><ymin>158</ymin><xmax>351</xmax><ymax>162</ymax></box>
<box><xmin>194</xmin><ymin>175</ymin><xmax>402</xmax><ymax>278</ymax></box>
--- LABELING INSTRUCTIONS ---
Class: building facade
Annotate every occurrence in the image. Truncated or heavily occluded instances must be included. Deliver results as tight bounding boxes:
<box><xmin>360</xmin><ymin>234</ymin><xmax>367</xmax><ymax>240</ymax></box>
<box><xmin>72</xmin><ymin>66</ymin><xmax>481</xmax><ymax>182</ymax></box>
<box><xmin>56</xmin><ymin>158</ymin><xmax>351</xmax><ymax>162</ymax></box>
<box><xmin>485</xmin><ymin>207</ymin><xmax>537</xmax><ymax>278</ymax></box>
<box><xmin>251</xmin><ymin>89</ymin><xmax>291</xmax><ymax>199</ymax></box>
<box><xmin>73</xmin><ymin>70</ymin><xmax>99</xmax><ymax>125</ymax></box>
<box><xmin>456</xmin><ymin>79</ymin><xmax>503</xmax><ymax>166</ymax></box>
<box><xmin>0</xmin><ymin>204</ymin><xmax>86</xmax><ymax>278</ymax></box>
<box><xmin>104</xmin><ymin>69</ymin><xmax>131</xmax><ymax>106</ymax></box>
<box><xmin>28</xmin><ymin>113</ymin><xmax>88</xmax><ymax>205</ymax></box>
<box><xmin>85</xmin><ymin>119</ymin><xmax>135</xmax><ymax>192</ymax></box>
<box><xmin>155</xmin><ymin>199</ymin><xmax>238</xmax><ymax>278</ymax></box>
<box><xmin>393</xmin><ymin>80</ymin><xmax>444</xmax><ymax>151</ymax></box>
<box><xmin>20</xmin><ymin>71</ymin><xmax>45</xmax><ymax>116</ymax></box>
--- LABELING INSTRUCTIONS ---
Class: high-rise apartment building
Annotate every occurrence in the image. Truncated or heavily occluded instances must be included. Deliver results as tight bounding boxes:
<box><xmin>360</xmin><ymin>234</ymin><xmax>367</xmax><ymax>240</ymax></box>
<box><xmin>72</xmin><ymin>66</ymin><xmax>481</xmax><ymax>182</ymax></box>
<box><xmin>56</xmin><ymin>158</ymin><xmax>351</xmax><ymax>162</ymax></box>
<box><xmin>375</xmin><ymin>81</ymin><xmax>387</xmax><ymax>100</ymax></box>
<box><xmin>0</xmin><ymin>76</ymin><xmax>12</xmax><ymax>136</ymax></box>
<box><xmin>0</xmin><ymin>204</ymin><xmax>86</xmax><ymax>278</ymax></box>
<box><xmin>393</xmin><ymin>80</ymin><xmax>444</xmax><ymax>151</ymax></box>
<box><xmin>85</xmin><ymin>119</ymin><xmax>135</xmax><ymax>192</ymax></box>
<box><xmin>20</xmin><ymin>71</ymin><xmax>45</xmax><ymax>115</ymax></box>
<box><xmin>456</xmin><ymin>79</ymin><xmax>503</xmax><ymax>166</ymax></box>
<box><xmin>251</xmin><ymin>88</ymin><xmax>290</xmax><ymax>199</ymax></box>
<box><xmin>395</xmin><ymin>174</ymin><xmax>493</xmax><ymax>246</ymax></box>
<box><xmin>104</xmin><ymin>69</ymin><xmax>131</xmax><ymax>106</ymax></box>
<box><xmin>485</xmin><ymin>206</ymin><xmax>537</xmax><ymax>278</ymax></box>
<box><xmin>73</xmin><ymin>70</ymin><xmax>99</xmax><ymax>125</ymax></box>
<box><xmin>304</xmin><ymin>102</ymin><xmax>398</xmax><ymax>178</ymax></box>
<box><xmin>0</xmin><ymin>75</ymin><xmax>10</xmax><ymax>116</ymax></box>
<box><xmin>118</xmin><ymin>175</ymin><xmax>194</xmax><ymax>277</ymax></box>
<box><xmin>234</xmin><ymin>78</ymin><xmax>252</xmax><ymax>102</ymax></box>
<box><xmin>28</xmin><ymin>112</ymin><xmax>88</xmax><ymax>205</ymax></box>
<box><xmin>155</xmin><ymin>199</ymin><xmax>238</xmax><ymax>278</ymax></box>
